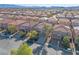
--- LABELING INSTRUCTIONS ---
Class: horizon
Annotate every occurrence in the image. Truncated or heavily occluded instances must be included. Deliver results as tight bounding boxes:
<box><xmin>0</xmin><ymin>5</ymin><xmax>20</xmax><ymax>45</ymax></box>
<box><xmin>0</xmin><ymin>0</ymin><xmax>79</xmax><ymax>7</ymax></box>
<box><xmin>1</xmin><ymin>4</ymin><xmax>79</xmax><ymax>7</ymax></box>
<box><xmin>18</xmin><ymin>4</ymin><xmax>79</xmax><ymax>7</ymax></box>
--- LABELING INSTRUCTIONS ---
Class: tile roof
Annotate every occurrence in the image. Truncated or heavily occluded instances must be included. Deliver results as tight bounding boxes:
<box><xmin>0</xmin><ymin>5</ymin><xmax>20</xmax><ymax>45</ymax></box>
<box><xmin>8</xmin><ymin>20</ymin><xmax>26</xmax><ymax>26</ymax></box>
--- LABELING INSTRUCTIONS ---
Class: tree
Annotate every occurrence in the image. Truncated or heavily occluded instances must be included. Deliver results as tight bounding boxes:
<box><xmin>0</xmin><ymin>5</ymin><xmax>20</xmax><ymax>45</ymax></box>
<box><xmin>17</xmin><ymin>43</ymin><xmax>32</xmax><ymax>55</ymax></box>
<box><xmin>44</xmin><ymin>23</ymin><xmax>52</xmax><ymax>32</ymax></box>
<box><xmin>11</xmin><ymin>43</ymin><xmax>32</xmax><ymax>55</ymax></box>
<box><xmin>62</xmin><ymin>36</ymin><xmax>70</xmax><ymax>49</ymax></box>
<box><xmin>18</xmin><ymin>31</ymin><xmax>26</xmax><ymax>37</ymax></box>
<box><xmin>43</xmin><ymin>23</ymin><xmax>53</xmax><ymax>45</ymax></box>
<box><xmin>7</xmin><ymin>24</ymin><xmax>16</xmax><ymax>34</ymax></box>
<box><xmin>27</xmin><ymin>30</ymin><xmax>39</xmax><ymax>40</ymax></box>
<box><xmin>75</xmin><ymin>36</ymin><xmax>79</xmax><ymax>50</ymax></box>
<box><xmin>76</xmin><ymin>36</ymin><xmax>79</xmax><ymax>45</ymax></box>
<box><xmin>47</xmin><ymin>14</ymin><xmax>53</xmax><ymax>18</ymax></box>
<box><xmin>11</xmin><ymin>48</ymin><xmax>17</xmax><ymax>55</ymax></box>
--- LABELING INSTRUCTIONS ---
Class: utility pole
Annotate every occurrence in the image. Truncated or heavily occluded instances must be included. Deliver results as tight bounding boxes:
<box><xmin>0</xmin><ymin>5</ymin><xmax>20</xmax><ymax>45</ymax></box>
<box><xmin>65</xmin><ymin>12</ymin><xmax>76</xmax><ymax>55</ymax></box>
<box><xmin>68</xmin><ymin>18</ymin><xmax>76</xmax><ymax>55</ymax></box>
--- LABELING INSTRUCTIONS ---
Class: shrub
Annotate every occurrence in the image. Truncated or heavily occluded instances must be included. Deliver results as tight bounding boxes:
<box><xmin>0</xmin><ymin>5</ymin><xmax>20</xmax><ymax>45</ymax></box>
<box><xmin>11</xmin><ymin>48</ymin><xmax>17</xmax><ymax>55</ymax></box>
<box><xmin>10</xmin><ymin>43</ymin><xmax>32</xmax><ymax>55</ymax></box>
<box><xmin>17</xmin><ymin>43</ymin><xmax>32</xmax><ymax>55</ymax></box>
<box><xmin>27</xmin><ymin>30</ymin><xmax>39</xmax><ymax>40</ymax></box>
<box><xmin>18</xmin><ymin>31</ymin><xmax>26</xmax><ymax>37</ymax></box>
<box><xmin>7</xmin><ymin>24</ymin><xmax>16</xmax><ymax>34</ymax></box>
<box><xmin>62</xmin><ymin>36</ymin><xmax>70</xmax><ymax>49</ymax></box>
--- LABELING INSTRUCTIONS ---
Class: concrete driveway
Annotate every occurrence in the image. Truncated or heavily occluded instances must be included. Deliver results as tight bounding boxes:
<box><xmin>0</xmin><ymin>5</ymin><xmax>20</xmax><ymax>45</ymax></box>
<box><xmin>0</xmin><ymin>38</ymin><xmax>23</xmax><ymax>55</ymax></box>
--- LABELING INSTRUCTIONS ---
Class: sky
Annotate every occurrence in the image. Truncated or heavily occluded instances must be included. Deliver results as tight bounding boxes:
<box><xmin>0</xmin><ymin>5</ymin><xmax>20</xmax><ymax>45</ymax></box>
<box><xmin>20</xmin><ymin>4</ymin><xmax>79</xmax><ymax>7</ymax></box>
<box><xmin>0</xmin><ymin>0</ymin><xmax>79</xmax><ymax>7</ymax></box>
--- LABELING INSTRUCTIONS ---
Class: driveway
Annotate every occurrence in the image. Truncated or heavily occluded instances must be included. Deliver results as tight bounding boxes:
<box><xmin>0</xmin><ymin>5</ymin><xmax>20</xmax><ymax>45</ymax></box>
<box><xmin>0</xmin><ymin>38</ymin><xmax>23</xmax><ymax>55</ymax></box>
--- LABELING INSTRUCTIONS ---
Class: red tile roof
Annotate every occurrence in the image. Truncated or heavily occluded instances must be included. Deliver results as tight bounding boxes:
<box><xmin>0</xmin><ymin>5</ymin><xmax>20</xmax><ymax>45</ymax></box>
<box><xmin>8</xmin><ymin>20</ymin><xmax>26</xmax><ymax>26</ymax></box>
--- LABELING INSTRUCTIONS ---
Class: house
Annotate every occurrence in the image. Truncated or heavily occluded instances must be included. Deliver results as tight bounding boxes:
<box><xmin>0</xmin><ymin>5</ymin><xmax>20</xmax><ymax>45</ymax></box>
<box><xmin>0</xmin><ymin>19</ymin><xmax>26</xmax><ymax>30</ymax></box>
<box><xmin>34</xmin><ymin>22</ymin><xmax>52</xmax><ymax>32</ymax></box>
<box><xmin>72</xmin><ymin>19</ymin><xmax>79</xmax><ymax>26</ymax></box>
<box><xmin>58</xmin><ymin>18</ymin><xmax>70</xmax><ymax>26</ymax></box>
<box><xmin>48</xmin><ymin>24</ymin><xmax>70</xmax><ymax>46</ymax></box>
<box><xmin>8</xmin><ymin>20</ymin><xmax>26</xmax><ymax>26</ymax></box>
<box><xmin>8</xmin><ymin>20</ymin><xmax>26</xmax><ymax>30</ymax></box>
<box><xmin>52</xmin><ymin>24</ymin><xmax>70</xmax><ymax>39</ymax></box>
<box><xmin>49</xmin><ymin>24</ymin><xmax>79</xmax><ymax>46</ymax></box>
<box><xmin>34</xmin><ymin>22</ymin><xmax>45</xmax><ymax>32</ymax></box>
<box><xmin>0</xmin><ymin>19</ymin><xmax>13</xmax><ymax>29</ymax></box>
<box><xmin>18</xmin><ymin>22</ymin><xmax>30</xmax><ymax>31</ymax></box>
<box><xmin>18</xmin><ymin>21</ymin><xmax>39</xmax><ymax>31</ymax></box>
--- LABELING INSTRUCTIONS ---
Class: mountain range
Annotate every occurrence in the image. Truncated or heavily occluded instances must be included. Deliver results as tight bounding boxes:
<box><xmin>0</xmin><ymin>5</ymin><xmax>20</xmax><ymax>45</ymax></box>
<box><xmin>0</xmin><ymin>4</ymin><xmax>79</xmax><ymax>10</ymax></box>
